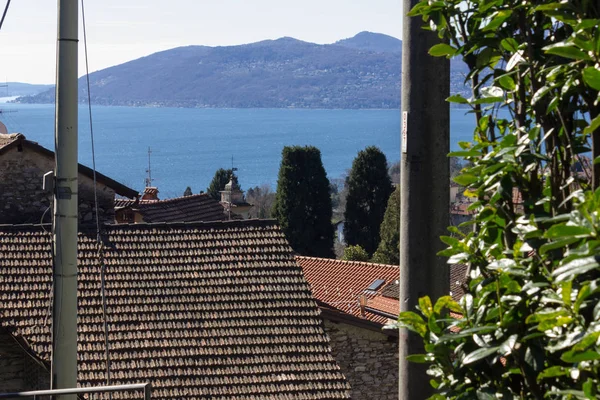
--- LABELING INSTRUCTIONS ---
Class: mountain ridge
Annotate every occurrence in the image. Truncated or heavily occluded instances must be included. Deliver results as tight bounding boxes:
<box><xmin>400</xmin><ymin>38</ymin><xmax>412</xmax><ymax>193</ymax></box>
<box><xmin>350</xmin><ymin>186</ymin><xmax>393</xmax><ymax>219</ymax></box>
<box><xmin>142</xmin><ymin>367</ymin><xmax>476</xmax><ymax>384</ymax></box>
<box><xmin>17</xmin><ymin>32</ymin><xmax>469</xmax><ymax>109</ymax></box>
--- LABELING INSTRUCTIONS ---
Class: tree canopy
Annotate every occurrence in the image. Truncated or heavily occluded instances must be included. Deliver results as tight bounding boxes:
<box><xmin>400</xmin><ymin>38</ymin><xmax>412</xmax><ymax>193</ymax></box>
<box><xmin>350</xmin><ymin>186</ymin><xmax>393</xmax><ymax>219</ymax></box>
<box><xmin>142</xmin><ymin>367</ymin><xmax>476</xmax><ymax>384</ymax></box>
<box><xmin>272</xmin><ymin>146</ymin><xmax>334</xmax><ymax>258</ymax></box>
<box><xmin>342</xmin><ymin>245</ymin><xmax>369</xmax><ymax>262</ymax></box>
<box><xmin>206</xmin><ymin>169</ymin><xmax>239</xmax><ymax>200</ymax></box>
<box><xmin>372</xmin><ymin>186</ymin><xmax>400</xmax><ymax>265</ymax></box>
<box><xmin>246</xmin><ymin>184</ymin><xmax>275</xmax><ymax>219</ymax></box>
<box><xmin>343</xmin><ymin>146</ymin><xmax>394</xmax><ymax>256</ymax></box>
<box><xmin>183</xmin><ymin>186</ymin><xmax>193</xmax><ymax>197</ymax></box>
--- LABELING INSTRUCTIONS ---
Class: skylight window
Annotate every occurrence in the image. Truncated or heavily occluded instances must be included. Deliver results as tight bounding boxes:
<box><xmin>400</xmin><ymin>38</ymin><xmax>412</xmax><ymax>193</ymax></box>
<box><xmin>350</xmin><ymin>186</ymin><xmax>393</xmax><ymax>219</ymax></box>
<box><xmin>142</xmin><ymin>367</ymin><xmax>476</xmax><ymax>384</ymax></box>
<box><xmin>366</xmin><ymin>279</ymin><xmax>386</xmax><ymax>291</ymax></box>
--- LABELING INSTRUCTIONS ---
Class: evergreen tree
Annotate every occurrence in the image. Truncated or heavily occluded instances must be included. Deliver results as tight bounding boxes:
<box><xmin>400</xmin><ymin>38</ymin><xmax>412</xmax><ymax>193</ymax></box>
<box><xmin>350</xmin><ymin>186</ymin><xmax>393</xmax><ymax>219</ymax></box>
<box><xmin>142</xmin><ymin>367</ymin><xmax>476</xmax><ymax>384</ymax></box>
<box><xmin>372</xmin><ymin>186</ymin><xmax>400</xmax><ymax>265</ymax></box>
<box><xmin>343</xmin><ymin>146</ymin><xmax>394</xmax><ymax>255</ymax></box>
<box><xmin>206</xmin><ymin>168</ymin><xmax>239</xmax><ymax>200</ymax></box>
<box><xmin>342</xmin><ymin>245</ymin><xmax>369</xmax><ymax>262</ymax></box>
<box><xmin>272</xmin><ymin>146</ymin><xmax>334</xmax><ymax>258</ymax></box>
<box><xmin>183</xmin><ymin>186</ymin><xmax>193</xmax><ymax>197</ymax></box>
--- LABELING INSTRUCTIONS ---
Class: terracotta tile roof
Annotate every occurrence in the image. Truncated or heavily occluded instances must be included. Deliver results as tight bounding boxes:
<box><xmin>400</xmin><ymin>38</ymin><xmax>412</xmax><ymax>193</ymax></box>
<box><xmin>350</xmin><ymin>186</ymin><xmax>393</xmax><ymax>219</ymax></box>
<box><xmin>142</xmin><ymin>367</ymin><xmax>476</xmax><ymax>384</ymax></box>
<box><xmin>0</xmin><ymin>132</ymin><xmax>23</xmax><ymax>148</ymax></box>
<box><xmin>450</xmin><ymin>263</ymin><xmax>468</xmax><ymax>301</ymax></box>
<box><xmin>114</xmin><ymin>198</ymin><xmax>136</xmax><ymax>208</ymax></box>
<box><xmin>365</xmin><ymin>295</ymin><xmax>399</xmax><ymax>317</ymax></box>
<box><xmin>0</xmin><ymin>220</ymin><xmax>350</xmax><ymax>399</ymax></box>
<box><xmin>116</xmin><ymin>193</ymin><xmax>239</xmax><ymax>223</ymax></box>
<box><xmin>379</xmin><ymin>280</ymin><xmax>399</xmax><ymax>299</ymax></box>
<box><xmin>295</xmin><ymin>256</ymin><xmax>399</xmax><ymax>325</ymax></box>
<box><xmin>0</xmin><ymin>133</ymin><xmax>137</xmax><ymax>198</ymax></box>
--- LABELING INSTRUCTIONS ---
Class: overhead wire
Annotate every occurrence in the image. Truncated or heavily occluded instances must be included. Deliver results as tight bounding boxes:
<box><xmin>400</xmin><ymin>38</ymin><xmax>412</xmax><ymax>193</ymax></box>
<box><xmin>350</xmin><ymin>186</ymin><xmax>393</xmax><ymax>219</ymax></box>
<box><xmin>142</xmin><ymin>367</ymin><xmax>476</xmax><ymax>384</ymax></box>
<box><xmin>0</xmin><ymin>0</ymin><xmax>11</xmax><ymax>32</ymax></box>
<box><xmin>81</xmin><ymin>0</ymin><xmax>112</xmax><ymax>391</ymax></box>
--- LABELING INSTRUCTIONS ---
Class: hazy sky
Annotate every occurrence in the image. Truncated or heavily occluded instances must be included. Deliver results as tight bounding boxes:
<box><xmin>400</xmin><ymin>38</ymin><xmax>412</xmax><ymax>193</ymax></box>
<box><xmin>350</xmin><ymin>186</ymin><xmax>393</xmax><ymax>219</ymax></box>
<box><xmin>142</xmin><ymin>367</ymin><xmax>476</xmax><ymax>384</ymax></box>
<box><xmin>0</xmin><ymin>0</ymin><xmax>403</xmax><ymax>84</ymax></box>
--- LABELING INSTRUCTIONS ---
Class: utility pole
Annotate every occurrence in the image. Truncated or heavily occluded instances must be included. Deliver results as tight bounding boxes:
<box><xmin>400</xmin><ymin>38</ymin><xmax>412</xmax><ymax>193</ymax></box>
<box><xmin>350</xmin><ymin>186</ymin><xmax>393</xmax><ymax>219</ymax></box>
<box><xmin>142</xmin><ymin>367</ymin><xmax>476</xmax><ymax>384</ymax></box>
<box><xmin>399</xmin><ymin>0</ymin><xmax>450</xmax><ymax>398</ymax></box>
<box><xmin>52</xmin><ymin>0</ymin><xmax>78</xmax><ymax>398</ymax></box>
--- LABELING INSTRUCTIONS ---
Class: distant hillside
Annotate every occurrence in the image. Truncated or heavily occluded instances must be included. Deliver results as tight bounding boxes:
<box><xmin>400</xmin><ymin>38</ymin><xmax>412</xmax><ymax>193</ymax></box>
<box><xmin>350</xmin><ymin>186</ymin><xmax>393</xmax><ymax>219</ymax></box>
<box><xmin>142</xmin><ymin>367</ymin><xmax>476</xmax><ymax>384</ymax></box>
<box><xmin>17</xmin><ymin>32</ymin><xmax>471</xmax><ymax>109</ymax></box>
<box><xmin>18</xmin><ymin>34</ymin><xmax>401</xmax><ymax>109</ymax></box>
<box><xmin>334</xmin><ymin>31</ymin><xmax>402</xmax><ymax>53</ymax></box>
<box><xmin>2</xmin><ymin>82</ymin><xmax>52</xmax><ymax>97</ymax></box>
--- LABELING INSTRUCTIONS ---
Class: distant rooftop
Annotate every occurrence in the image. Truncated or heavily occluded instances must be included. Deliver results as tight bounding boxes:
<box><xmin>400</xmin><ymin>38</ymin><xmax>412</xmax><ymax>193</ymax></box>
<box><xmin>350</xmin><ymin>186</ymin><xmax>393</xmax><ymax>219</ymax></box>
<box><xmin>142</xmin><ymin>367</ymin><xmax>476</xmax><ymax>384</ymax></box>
<box><xmin>295</xmin><ymin>256</ymin><xmax>399</xmax><ymax>324</ymax></box>
<box><xmin>0</xmin><ymin>220</ymin><xmax>350</xmax><ymax>399</ymax></box>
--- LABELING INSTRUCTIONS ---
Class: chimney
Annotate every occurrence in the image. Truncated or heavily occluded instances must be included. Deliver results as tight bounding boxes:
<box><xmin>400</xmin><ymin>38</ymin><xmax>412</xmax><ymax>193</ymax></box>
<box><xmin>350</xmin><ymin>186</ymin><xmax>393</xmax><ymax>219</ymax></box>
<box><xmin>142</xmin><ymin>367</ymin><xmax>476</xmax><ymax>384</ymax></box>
<box><xmin>141</xmin><ymin>186</ymin><xmax>159</xmax><ymax>201</ymax></box>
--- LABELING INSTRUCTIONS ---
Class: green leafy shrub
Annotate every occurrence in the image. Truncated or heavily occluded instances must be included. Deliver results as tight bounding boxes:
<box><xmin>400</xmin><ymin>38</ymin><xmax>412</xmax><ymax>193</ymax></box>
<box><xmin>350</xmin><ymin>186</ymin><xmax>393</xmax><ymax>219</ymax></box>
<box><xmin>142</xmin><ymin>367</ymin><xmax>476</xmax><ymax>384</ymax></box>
<box><xmin>342</xmin><ymin>245</ymin><xmax>370</xmax><ymax>262</ymax></box>
<box><xmin>396</xmin><ymin>1</ymin><xmax>600</xmax><ymax>398</ymax></box>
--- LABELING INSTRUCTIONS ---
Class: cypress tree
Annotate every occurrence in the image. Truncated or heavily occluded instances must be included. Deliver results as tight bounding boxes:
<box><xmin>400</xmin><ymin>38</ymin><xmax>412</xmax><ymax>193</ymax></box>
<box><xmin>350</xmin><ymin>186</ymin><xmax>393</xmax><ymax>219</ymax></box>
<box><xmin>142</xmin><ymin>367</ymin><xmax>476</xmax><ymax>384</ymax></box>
<box><xmin>206</xmin><ymin>168</ymin><xmax>239</xmax><ymax>200</ymax></box>
<box><xmin>343</xmin><ymin>146</ymin><xmax>394</xmax><ymax>255</ymax></box>
<box><xmin>272</xmin><ymin>146</ymin><xmax>334</xmax><ymax>258</ymax></box>
<box><xmin>372</xmin><ymin>186</ymin><xmax>400</xmax><ymax>265</ymax></box>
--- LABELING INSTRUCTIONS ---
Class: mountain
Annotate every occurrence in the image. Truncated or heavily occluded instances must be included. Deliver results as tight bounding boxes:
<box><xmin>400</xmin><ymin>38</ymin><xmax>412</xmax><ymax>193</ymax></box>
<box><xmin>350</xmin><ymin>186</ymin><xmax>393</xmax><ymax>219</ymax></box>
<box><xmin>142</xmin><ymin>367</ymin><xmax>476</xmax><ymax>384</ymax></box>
<box><xmin>334</xmin><ymin>31</ymin><xmax>402</xmax><ymax>53</ymax></box>
<box><xmin>1</xmin><ymin>82</ymin><xmax>52</xmax><ymax>98</ymax></box>
<box><xmin>17</xmin><ymin>32</ymin><xmax>471</xmax><ymax>109</ymax></box>
<box><xmin>18</xmin><ymin>35</ymin><xmax>401</xmax><ymax>109</ymax></box>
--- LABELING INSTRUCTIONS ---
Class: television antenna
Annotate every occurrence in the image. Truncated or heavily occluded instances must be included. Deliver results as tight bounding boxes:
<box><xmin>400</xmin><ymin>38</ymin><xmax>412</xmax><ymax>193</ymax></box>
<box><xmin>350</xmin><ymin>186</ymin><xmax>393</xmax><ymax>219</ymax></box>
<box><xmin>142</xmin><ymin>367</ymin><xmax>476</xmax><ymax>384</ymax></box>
<box><xmin>145</xmin><ymin>147</ymin><xmax>154</xmax><ymax>187</ymax></box>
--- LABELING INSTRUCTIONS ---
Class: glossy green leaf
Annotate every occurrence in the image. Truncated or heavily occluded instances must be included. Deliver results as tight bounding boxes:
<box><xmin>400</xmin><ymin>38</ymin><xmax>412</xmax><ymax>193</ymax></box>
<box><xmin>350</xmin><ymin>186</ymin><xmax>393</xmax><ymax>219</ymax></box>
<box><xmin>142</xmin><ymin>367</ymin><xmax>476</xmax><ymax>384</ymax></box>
<box><xmin>429</xmin><ymin>43</ymin><xmax>457</xmax><ymax>57</ymax></box>
<box><xmin>500</xmin><ymin>38</ymin><xmax>519</xmax><ymax>53</ymax></box>
<box><xmin>406</xmin><ymin>354</ymin><xmax>431</xmax><ymax>363</ymax></box>
<box><xmin>539</xmin><ymin>237</ymin><xmax>579</xmax><ymax>255</ymax></box>
<box><xmin>553</xmin><ymin>256</ymin><xmax>600</xmax><ymax>282</ymax></box>
<box><xmin>544</xmin><ymin>44</ymin><xmax>592</xmax><ymax>61</ymax></box>
<box><xmin>572</xmin><ymin>332</ymin><xmax>600</xmax><ymax>352</ymax></box>
<box><xmin>453</xmin><ymin>173</ymin><xmax>479</xmax><ymax>186</ymax></box>
<box><xmin>583</xmin><ymin>378</ymin><xmax>596</xmax><ymax>399</ymax></box>
<box><xmin>538</xmin><ymin>366</ymin><xmax>568</xmax><ymax>380</ymax></box>
<box><xmin>419</xmin><ymin>296</ymin><xmax>433</xmax><ymax>318</ymax></box>
<box><xmin>561</xmin><ymin>280</ymin><xmax>572</xmax><ymax>306</ymax></box>
<box><xmin>446</xmin><ymin>94</ymin><xmax>469</xmax><ymax>104</ymax></box>
<box><xmin>498</xmin><ymin>75</ymin><xmax>516</xmax><ymax>91</ymax></box>
<box><xmin>573</xmin><ymin>284</ymin><xmax>591</xmax><ymax>314</ymax></box>
<box><xmin>483</xmin><ymin>10</ymin><xmax>512</xmax><ymax>31</ymax></box>
<box><xmin>544</xmin><ymin>224</ymin><xmax>592</xmax><ymax>239</ymax></box>
<box><xmin>583</xmin><ymin>67</ymin><xmax>600</xmax><ymax>91</ymax></box>
<box><xmin>398</xmin><ymin>311</ymin><xmax>427</xmax><ymax>337</ymax></box>
<box><xmin>584</xmin><ymin>114</ymin><xmax>600</xmax><ymax>135</ymax></box>
<box><xmin>433</xmin><ymin>295</ymin><xmax>462</xmax><ymax>314</ymax></box>
<box><xmin>561</xmin><ymin>350</ymin><xmax>600</xmax><ymax>363</ymax></box>
<box><xmin>462</xmin><ymin>346</ymin><xmax>499</xmax><ymax>365</ymax></box>
<box><xmin>535</xmin><ymin>2</ymin><xmax>567</xmax><ymax>11</ymax></box>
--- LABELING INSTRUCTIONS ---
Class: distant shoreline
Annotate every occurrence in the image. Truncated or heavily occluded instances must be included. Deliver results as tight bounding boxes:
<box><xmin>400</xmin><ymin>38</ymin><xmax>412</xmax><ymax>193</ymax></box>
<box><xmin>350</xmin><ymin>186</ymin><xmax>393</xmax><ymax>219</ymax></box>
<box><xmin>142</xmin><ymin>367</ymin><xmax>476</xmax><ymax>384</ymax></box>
<box><xmin>10</xmin><ymin>100</ymin><xmax>472</xmax><ymax>111</ymax></box>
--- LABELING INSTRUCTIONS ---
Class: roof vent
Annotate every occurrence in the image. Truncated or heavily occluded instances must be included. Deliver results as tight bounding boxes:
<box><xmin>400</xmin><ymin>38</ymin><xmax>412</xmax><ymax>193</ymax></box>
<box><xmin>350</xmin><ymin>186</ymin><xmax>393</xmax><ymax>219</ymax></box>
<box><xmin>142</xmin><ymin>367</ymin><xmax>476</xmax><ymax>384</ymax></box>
<box><xmin>366</xmin><ymin>279</ymin><xmax>386</xmax><ymax>292</ymax></box>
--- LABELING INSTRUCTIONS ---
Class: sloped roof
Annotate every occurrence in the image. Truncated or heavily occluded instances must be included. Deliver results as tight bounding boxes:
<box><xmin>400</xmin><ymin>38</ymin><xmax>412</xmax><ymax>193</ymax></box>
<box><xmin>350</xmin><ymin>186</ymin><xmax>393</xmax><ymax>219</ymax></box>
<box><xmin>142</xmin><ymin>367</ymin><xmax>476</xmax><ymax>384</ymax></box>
<box><xmin>295</xmin><ymin>256</ymin><xmax>399</xmax><ymax>324</ymax></box>
<box><xmin>116</xmin><ymin>193</ymin><xmax>239</xmax><ymax>223</ymax></box>
<box><xmin>0</xmin><ymin>132</ymin><xmax>22</xmax><ymax>148</ymax></box>
<box><xmin>450</xmin><ymin>263</ymin><xmax>468</xmax><ymax>301</ymax></box>
<box><xmin>0</xmin><ymin>220</ymin><xmax>350</xmax><ymax>399</ymax></box>
<box><xmin>0</xmin><ymin>133</ymin><xmax>137</xmax><ymax>198</ymax></box>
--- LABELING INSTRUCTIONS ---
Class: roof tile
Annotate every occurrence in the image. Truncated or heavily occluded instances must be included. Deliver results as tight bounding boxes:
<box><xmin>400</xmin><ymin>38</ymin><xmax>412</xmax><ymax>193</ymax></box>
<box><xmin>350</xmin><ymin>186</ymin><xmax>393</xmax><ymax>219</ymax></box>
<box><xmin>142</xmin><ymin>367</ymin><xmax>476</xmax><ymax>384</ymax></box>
<box><xmin>0</xmin><ymin>220</ymin><xmax>350</xmax><ymax>399</ymax></box>
<box><xmin>295</xmin><ymin>256</ymin><xmax>399</xmax><ymax>324</ymax></box>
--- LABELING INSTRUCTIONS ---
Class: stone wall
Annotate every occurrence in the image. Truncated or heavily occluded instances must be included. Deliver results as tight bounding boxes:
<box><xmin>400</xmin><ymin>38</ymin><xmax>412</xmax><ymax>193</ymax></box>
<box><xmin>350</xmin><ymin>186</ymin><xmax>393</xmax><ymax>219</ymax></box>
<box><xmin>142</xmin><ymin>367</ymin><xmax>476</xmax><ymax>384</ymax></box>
<box><xmin>0</xmin><ymin>146</ymin><xmax>116</xmax><ymax>224</ymax></box>
<box><xmin>324</xmin><ymin>319</ymin><xmax>398</xmax><ymax>400</ymax></box>
<box><xmin>0</xmin><ymin>330</ymin><xmax>49</xmax><ymax>394</ymax></box>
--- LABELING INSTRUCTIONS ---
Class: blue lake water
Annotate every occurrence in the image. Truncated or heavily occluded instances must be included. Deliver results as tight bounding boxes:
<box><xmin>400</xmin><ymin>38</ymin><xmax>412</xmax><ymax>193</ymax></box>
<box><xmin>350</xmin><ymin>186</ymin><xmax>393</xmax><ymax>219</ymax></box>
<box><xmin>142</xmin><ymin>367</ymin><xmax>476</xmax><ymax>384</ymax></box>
<box><xmin>0</xmin><ymin>104</ymin><xmax>476</xmax><ymax>198</ymax></box>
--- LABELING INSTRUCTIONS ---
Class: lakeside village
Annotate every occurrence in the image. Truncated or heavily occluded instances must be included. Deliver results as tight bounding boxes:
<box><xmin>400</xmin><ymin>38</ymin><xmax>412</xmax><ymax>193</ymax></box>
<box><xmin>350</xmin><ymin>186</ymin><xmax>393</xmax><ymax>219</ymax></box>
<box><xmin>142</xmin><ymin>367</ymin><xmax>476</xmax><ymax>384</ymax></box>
<box><xmin>2</xmin><ymin>130</ymin><xmax>593</xmax><ymax>392</ymax></box>
<box><xmin>0</xmin><ymin>127</ymin><xmax>470</xmax><ymax>399</ymax></box>
<box><xmin>0</xmin><ymin>129</ymin><xmax>596</xmax><ymax>398</ymax></box>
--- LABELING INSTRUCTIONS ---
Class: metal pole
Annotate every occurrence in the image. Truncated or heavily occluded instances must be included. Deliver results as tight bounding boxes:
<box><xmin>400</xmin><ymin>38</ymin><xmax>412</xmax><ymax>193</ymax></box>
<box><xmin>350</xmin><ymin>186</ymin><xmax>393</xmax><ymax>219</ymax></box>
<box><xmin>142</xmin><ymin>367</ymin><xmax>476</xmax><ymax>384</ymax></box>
<box><xmin>399</xmin><ymin>0</ymin><xmax>450</xmax><ymax>398</ymax></box>
<box><xmin>52</xmin><ymin>0</ymin><xmax>78</xmax><ymax>398</ymax></box>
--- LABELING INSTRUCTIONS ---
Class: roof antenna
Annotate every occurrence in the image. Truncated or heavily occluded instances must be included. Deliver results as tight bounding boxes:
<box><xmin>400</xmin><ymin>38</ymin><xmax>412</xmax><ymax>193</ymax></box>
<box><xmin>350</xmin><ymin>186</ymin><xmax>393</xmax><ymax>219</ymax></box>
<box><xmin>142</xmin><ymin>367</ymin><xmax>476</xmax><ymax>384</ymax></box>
<box><xmin>145</xmin><ymin>147</ymin><xmax>153</xmax><ymax>187</ymax></box>
<box><xmin>231</xmin><ymin>155</ymin><xmax>238</xmax><ymax>175</ymax></box>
